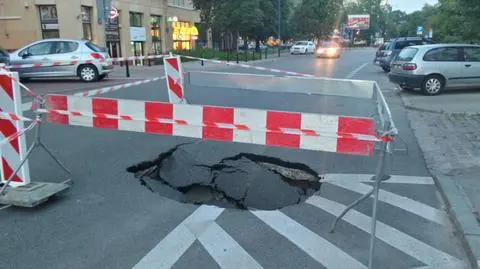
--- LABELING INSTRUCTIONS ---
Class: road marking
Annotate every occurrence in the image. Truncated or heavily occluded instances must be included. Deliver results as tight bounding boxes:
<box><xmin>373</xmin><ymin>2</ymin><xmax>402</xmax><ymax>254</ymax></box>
<box><xmin>252</xmin><ymin>210</ymin><xmax>367</xmax><ymax>269</ymax></box>
<box><xmin>198</xmin><ymin>222</ymin><xmax>263</xmax><ymax>269</ymax></box>
<box><xmin>322</xmin><ymin>174</ymin><xmax>434</xmax><ymax>185</ymax></box>
<box><xmin>306</xmin><ymin>196</ymin><xmax>460</xmax><ymax>267</ymax></box>
<box><xmin>345</xmin><ymin>63</ymin><xmax>368</xmax><ymax>79</ymax></box>
<box><xmin>328</xmin><ymin>180</ymin><xmax>445</xmax><ymax>225</ymax></box>
<box><xmin>132</xmin><ymin>205</ymin><xmax>224</xmax><ymax>269</ymax></box>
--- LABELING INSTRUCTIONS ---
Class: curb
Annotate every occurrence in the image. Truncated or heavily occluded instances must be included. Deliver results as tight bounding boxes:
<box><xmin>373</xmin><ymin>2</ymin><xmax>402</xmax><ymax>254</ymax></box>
<box><xmin>433</xmin><ymin>174</ymin><xmax>480</xmax><ymax>269</ymax></box>
<box><xmin>399</xmin><ymin>91</ymin><xmax>480</xmax><ymax>115</ymax></box>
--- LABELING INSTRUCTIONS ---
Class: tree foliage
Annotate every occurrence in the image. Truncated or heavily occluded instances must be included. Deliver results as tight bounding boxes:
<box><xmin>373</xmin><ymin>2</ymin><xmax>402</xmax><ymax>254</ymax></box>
<box><xmin>291</xmin><ymin>0</ymin><xmax>342</xmax><ymax>39</ymax></box>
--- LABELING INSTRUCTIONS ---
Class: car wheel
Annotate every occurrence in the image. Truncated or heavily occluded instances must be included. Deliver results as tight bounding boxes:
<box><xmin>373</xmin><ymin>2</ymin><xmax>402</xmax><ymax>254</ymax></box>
<box><xmin>78</xmin><ymin>64</ymin><xmax>99</xmax><ymax>82</ymax></box>
<box><xmin>422</xmin><ymin>75</ymin><xmax>444</xmax><ymax>96</ymax></box>
<box><xmin>382</xmin><ymin>66</ymin><xmax>390</xmax><ymax>73</ymax></box>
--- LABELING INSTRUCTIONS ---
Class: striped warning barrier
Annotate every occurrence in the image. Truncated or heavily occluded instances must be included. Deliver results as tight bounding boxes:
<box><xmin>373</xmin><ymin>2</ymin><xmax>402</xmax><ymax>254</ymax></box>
<box><xmin>45</xmin><ymin>94</ymin><xmax>381</xmax><ymax>156</ymax></box>
<box><xmin>163</xmin><ymin>55</ymin><xmax>186</xmax><ymax>104</ymax></box>
<box><xmin>178</xmin><ymin>55</ymin><xmax>314</xmax><ymax>77</ymax></box>
<box><xmin>0</xmin><ymin>72</ymin><xmax>31</xmax><ymax>187</ymax></box>
<box><xmin>5</xmin><ymin>54</ymin><xmax>168</xmax><ymax>70</ymax></box>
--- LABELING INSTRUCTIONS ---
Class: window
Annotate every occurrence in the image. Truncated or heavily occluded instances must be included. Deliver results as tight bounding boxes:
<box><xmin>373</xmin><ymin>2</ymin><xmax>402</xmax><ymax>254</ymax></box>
<box><xmin>85</xmin><ymin>42</ymin><xmax>104</xmax><ymax>52</ymax></box>
<box><xmin>81</xmin><ymin>6</ymin><xmax>93</xmax><ymax>40</ymax></box>
<box><xmin>23</xmin><ymin>42</ymin><xmax>54</xmax><ymax>56</ymax></box>
<box><xmin>397</xmin><ymin>48</ymin><xmax>418</xmax><ymax>61</ymax></box>
<box><xmin>464</xmin><ymin>47</ymin><xmax>480</xmax><ymax>62</ymax></box>
<box><xmin>38</xmin><ymin>5</ymin><xmax>59</xmax><ymax>39</ymax></box>
<box><xmin>379</xmin><ymin>42</ymin><xmax>390</xmax><ymax>50</ymax></box>
<box><xmin>53</xmin><ymin>41</ymin><xmax>79</xmax><ymax>54</ymax></box>
<box><xmin>150</xmin><ymin>16</ymin><xmax>162</xmax><ymax>54</ymax></box>
<box><xmin>129</xmin><ymin>12</ymin><xmax>143</xmax><ymax>27</ymax></box>
<box><xmin>423</xmin><ymin>47</ymin><xmax>461</xmax><ymax>62</ymax></box>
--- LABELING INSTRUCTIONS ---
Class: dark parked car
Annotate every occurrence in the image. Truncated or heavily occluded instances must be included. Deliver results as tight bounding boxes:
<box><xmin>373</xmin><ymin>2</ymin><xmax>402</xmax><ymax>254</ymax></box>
<box><xmin>373</xmin><ymin>41</ymin><xmax>390</xmax><ymax>66</ymax></box>
<box><xmin>376</xmin><ymin>37</ymin><xmax>434</xmax><ymax>73</ymax></box>
<box><xmin>0</xmin><ymin>49</ymin><xmax>10</xmax><ymax>66</ymax></box>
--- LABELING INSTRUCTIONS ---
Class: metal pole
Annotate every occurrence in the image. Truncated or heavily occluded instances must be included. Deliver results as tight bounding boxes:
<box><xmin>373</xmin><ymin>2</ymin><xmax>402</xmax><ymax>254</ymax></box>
<box><xmin>278</xmin><ymin>0</ymin><xmax>281</xmax><ymax>57</ymax></box>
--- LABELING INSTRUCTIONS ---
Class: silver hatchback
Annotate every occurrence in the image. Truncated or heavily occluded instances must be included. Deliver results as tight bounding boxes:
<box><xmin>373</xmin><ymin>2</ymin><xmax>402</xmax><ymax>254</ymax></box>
<box><xmin>9</xmin><ymin>39</ymin><xmax>113</xmax><ymax>82</ymax></box>
<box><xmin>388</xmin><ymin>44</ymin><xmax>480</xmax><ymax>95</ymax></box>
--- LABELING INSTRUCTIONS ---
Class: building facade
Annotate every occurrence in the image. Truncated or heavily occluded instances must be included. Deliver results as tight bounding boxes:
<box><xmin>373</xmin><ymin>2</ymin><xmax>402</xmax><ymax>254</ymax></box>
<box><xmin>0</xmin><ymin>0</ymin><xmax>203</xmax><ymax>59</ymax></box>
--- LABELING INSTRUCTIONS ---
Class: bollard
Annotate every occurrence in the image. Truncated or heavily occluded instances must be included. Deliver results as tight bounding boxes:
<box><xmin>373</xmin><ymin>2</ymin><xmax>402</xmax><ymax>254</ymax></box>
<box><xmin>125</xmin><ymin>60</ymin><xmax>130</xmax><ymax>78</ymax></box>
<box><xmin>201</xmin><ymin>50</ymin><xmax>204</xmax><ymax>66</ymax></box>
<box><xmin>148</xmin><ymin>56</ymin><xmax>151</xmax><ymax>67</ymax></box>
<box><xmin>252</xmin><ymin>50</ymin><xmax>255</xmax><ymax>61</ymax></box>
<box><xmin>236</xmin><ymin>53</ymin><xmax>239</xmax><ymax>63</ymax></box>
<box><xmin>245</xmin><ymin>50</ymin><xmax>248</xmax><ymax>62</ymax></box>
<box><xmin>265</xmin><ymin>48</ymin><xmax>268</xmax><ymax>59</ymax></box>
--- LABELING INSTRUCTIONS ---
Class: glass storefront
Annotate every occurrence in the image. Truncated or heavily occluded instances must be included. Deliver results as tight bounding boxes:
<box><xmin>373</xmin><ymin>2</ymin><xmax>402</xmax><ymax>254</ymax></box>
<box><xmin>150</xmin><ymin>16</ymin><xmax>162</xmax><ymax>54</ymax></box>
<box><xmin>172</xmin><ymin>21</ymin><xmax>198</xmax><ymax>51</ymax></box>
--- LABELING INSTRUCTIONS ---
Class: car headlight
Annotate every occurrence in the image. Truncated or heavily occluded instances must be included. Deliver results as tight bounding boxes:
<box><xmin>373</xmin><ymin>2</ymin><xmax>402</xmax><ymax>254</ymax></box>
<box><xmin>327</xmin><ymin>48</ymin><xmax>337</xmax><ymax>55</ymax></box>
<box><xmin>317</xmin><ymin>48</ymin><xmax>325</xmax><ymax>54</ymax></box>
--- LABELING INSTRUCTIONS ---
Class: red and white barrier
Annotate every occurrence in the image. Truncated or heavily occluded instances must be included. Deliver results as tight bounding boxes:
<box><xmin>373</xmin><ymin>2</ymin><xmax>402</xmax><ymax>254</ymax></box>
<box><xmin>45</xmin><ymin>95</ymin><xmax>381</xmax><ymax>156</ymax></box>
<box><xmin>179</xmin><ymin>55</ymin><xmax>314</xmax><ymax>77</ymax></box>
<box><xmin>6</xmin><ymin>54</ymin><xmax>168</xmax><ymax>70</ymax></box>
<box><xmin>0</xmin><ymin>72</ymin><xmax>31</xmax><ymax>186</ymax></box>
<box><xmin>163</xmin><ymin>55</ymin><xmax>186</xmax><ymax>104</ymax></box>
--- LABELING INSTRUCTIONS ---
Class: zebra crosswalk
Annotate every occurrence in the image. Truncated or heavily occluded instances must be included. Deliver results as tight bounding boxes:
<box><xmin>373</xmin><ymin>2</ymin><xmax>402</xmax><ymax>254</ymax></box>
<box><xmin>132</xmin><ymin>174</ymin><xmax>470</xmax><ymax>269</ymax></box>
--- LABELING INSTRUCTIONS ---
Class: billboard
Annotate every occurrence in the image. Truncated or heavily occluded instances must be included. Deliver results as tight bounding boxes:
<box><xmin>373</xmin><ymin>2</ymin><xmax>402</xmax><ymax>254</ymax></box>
<box><xmin>347</xmin><ymin>15</ymin><xmax>370</xmax><ymax>30</ymax></box>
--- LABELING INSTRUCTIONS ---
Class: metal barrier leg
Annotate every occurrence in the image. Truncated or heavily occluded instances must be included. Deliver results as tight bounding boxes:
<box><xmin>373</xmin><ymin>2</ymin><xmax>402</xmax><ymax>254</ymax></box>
<box><xmin>330</xmin><ymin>187</ymin><xmax>374</xmax><ymax>233</ymax></box>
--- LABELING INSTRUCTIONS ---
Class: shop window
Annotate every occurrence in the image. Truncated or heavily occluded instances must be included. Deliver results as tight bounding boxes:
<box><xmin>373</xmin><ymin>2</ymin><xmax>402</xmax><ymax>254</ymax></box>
<box><xmin>81</xmin><ymin>6</ymin><xmax>93</xmax><ymax>40</ymax></box>
<box><xmin>150</xmin><ymin>16</ymin><xmax>162</xmax><ymax>54</ymax></box>
<box><xmin>38</xmin><ymin>5</ymin><xmax>59</xmax><ymax>39</ymax></box>
<box><xmin>129</xmin><ymin>12</ymin><xmax>143</xmax><ymax>27</ymax></box>
<box><xmin>172</xmin><ymin>21</ymin><xmax>198</xmax><ymax>51</ymax></box>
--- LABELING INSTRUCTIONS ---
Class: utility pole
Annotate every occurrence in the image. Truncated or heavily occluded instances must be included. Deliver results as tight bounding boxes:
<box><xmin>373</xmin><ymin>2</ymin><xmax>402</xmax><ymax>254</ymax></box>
<box><xmin>162</xmin><ymin>0</ymin><xmax>168</xmax><ymax>53</ymax></box>
<box><xmin>278</xmin><ymin>0</ymin><xmax>281</xmax><ymax>57</ymax></box>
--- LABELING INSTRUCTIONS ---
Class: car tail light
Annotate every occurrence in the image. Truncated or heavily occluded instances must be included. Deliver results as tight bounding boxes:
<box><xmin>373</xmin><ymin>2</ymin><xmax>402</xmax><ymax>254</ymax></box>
<box><xmin>402</xmin><ymin>63</ymin><xmax>417</xmax><ymax>71</ymax></box>
<box><xmin>90</xmin><ymin>53</ymin><xmax>105</xmax><ymax>60</ymax></box>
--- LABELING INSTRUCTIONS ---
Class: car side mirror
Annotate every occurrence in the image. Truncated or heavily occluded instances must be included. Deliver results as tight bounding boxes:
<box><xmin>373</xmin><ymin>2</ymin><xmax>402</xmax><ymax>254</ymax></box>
<box><xmin>21</xmin><ymin>52</ymin><xmax>32</xmax><ymax>59</ymax></box>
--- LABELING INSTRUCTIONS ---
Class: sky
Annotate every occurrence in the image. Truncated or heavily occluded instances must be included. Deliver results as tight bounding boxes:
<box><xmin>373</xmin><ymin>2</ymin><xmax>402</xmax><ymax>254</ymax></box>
<box><xmin>388</xmin><ymin>0</ymin><xmax>438</xmax><ymax>14</ymax></box>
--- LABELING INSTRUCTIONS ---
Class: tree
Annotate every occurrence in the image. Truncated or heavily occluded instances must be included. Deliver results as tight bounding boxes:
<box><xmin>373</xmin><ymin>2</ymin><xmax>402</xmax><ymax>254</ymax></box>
<box><xmin>292</xmin><ymin>0</ymin><xmax>342</xmax><ymax>39</ymax></box>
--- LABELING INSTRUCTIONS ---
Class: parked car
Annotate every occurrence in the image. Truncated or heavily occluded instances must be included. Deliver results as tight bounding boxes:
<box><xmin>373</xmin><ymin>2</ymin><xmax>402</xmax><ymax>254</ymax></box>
<box><xmin>290</xmin><ymin>41</ymin><xmax>315</xmax><ymax>55</ymax></box>
<box><xmin>9</xmin><ymin>39</ymin><xmax>113</xmax><ymax>82</ymax></box>
<box><xmin>377</xmin><ymin>37</ymin><xmax>434</xmax><ymax>73</ymax></box>
<box><xmin>373</xmin><ymin>41</ymin><xmax>390</xmax><ymax>66</ymax></box>
<box><xmin>389</xmin><ymin>44</ymin><xmax>480</xmax><ymax>95</ymax></box>
<box><xmin>0</xmin><ymin>48</ymin><xmax>10</xmax><ymax>66</ymax></box>
<box><xmin>316</xmin><ymin>42</ymin><xmax>341</xmax><ymax>58</ymax></box>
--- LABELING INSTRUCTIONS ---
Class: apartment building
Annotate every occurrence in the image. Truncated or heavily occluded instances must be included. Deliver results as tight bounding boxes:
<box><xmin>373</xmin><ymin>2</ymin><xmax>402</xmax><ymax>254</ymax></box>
<box><xmin>0</xmin><ymin>0</ymin><xmax>204</xmax><ymax>59</ymax></box>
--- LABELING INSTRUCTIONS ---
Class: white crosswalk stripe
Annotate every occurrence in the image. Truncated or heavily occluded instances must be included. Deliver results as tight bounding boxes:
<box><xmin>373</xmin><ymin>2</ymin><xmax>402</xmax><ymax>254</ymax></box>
<box><xmin>132</xmin><ymin>175</ymin><xmax>468</xmax><ymax>269</ymax></box>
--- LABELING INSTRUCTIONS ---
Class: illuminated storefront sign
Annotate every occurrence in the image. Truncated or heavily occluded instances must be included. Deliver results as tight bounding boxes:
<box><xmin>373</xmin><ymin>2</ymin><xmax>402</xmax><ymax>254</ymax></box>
<box><xmin>172</xmin><ymin>21</ymin><xmax>198</xmax><ymax>50</ymax></box>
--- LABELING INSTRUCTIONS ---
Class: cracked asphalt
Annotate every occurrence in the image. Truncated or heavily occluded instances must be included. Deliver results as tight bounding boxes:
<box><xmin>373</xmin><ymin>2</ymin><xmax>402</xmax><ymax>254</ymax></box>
<box><xmin>0</xmin><ymin>49</ymin><xmax>471</xmax><ymax>269</ymax></box>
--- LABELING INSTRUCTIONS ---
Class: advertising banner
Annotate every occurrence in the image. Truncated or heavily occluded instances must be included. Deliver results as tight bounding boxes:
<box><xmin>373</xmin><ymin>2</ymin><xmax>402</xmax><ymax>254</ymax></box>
<box><xmin>347</xmin><ymin>15</ymin><xmax>370</xmax><ymax>30</ymax></box>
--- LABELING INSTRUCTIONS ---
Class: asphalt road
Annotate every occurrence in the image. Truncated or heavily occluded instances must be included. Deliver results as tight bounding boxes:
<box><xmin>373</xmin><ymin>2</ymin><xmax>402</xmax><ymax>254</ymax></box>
<box><xmin>0</xmin><ymin>49</ymin><xmax>471</xmax><ymax>269</ymax></box>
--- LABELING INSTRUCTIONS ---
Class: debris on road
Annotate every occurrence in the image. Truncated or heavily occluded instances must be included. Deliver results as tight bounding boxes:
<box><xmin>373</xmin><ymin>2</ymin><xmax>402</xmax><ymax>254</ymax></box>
<box><xmin>126</xmin><ymin>143</ymin><xmax>322</xmax><ymax>210</ymax></box>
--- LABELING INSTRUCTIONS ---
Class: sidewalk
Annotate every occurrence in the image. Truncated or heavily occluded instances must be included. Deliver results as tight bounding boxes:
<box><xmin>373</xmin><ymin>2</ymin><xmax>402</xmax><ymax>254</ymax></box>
<box><xmin>405</xmin><ymin>103</ymin><xmax>480</xmax><ymax>268</ymax></box>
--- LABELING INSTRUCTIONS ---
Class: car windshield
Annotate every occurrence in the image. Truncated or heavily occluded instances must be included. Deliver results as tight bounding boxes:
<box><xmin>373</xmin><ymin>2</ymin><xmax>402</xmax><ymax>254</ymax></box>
<box><xmin>396</xmin><ymin>48</ymin><xmax>418</xmax><ymax>61</ymax></box>
<box><xmin>379</xmin><ymin>42</ymin><xmax>390</xmax><ymax>50</ymax></box>
<box><xmin>295</xmin><ymin>41</ymin><xmax>308</xmax><ymax>46</ymax></box>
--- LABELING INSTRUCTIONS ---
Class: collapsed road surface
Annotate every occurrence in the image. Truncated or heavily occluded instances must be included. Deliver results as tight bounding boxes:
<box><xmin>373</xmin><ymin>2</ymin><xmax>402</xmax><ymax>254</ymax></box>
<box><xmin>127</xmin><ymin>143</ymin><xmax>322</xmax><ymax>210</ymax></box>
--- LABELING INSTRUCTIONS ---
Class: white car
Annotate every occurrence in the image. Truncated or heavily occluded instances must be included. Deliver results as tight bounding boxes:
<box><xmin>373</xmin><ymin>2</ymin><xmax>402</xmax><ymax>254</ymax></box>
<box><xmin>290</xmin><ymin>41</ymin><xmax>315</xmax><ymax>54</ymax></box>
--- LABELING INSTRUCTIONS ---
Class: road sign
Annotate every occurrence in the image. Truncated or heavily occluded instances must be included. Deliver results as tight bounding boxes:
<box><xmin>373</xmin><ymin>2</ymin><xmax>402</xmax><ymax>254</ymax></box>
<box><xmin>416</xmin><ymin>26</ymin><xmax>424</xmax><ymax>36</ymax></box>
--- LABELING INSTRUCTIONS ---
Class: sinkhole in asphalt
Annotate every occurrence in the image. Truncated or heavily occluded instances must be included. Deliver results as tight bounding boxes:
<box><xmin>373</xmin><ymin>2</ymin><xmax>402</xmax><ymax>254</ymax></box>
<box><xmin>126</xmin><ymin>143</ymin><xmax>322</xmax><ymax>210</ymax></box>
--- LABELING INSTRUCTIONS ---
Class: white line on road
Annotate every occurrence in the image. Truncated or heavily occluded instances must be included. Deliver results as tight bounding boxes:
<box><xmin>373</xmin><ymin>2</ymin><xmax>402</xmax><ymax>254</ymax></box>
<box><xmin>22</xmin><ymin>102</ymin><xmax>32</xmax><ymax>111</ymax></box>
<box><xmin>198</xmin><ymin>222</ymin><xmax>263</xmax><ymax>269</ymax></box>
<box><xmin>132</xmin><ymin>205</ymin><xmax>224</xmax><ymax>269</ymax></box>
<box><xmin>252</xmin><ymin>210</ymin><xmax>367</xmax><ymax>269</ymax></box>
<box><xmin>322</xmin><ymin>174</ymin><xmax>435</xmax><ymax>185</ymax></box>
<box><xmin>306</xmin><ymin>196</ymin><xmax>460</xmax><ymax>267</ymax></box>
<box><xmin>328</xmin><ymin>180</ymin><xmax>445</xmax><ymax>225</ymax></box>
<box><xmin>345</xmin><ymin>63</ymin><xmax>368</xmax><ymax>79</ymax></box>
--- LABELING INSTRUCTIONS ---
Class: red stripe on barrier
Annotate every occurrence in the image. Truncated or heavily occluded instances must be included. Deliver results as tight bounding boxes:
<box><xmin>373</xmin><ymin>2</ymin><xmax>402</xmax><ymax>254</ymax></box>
<box><xmin>167</xmin><ymin>76</ymin><xmax>183</xmax><ymax>99</ymax></box>
<box><xmin>0</xmin><ymin>74</ymin><xmax>14</xmax><ymax>99</ymax></box>
<box><xmin>47</xmin><ymin>95</ymin><xmax>69</xmax><ymax>124</ymax></box>
<box><xmin>2</xmin><ymin>158</ymin><xmax>22</xmax><ymax>183</ymax></box>
<box><xmin>203</xmin><ymin>106</ymin><xmax>234</xmax><ymax>141</ymax></box>
<box><xmin>0</xmin><ymin>119</ymin><xmax>20</xmax><ymax>153</ymax></box>
<box><xmin>337</xmin><ymin>117</ymin><xmax>375</xmax><ymax>155</ymax></box>
<box><xmin>166</xmin><ymin>58</ymin><xmax>180</xmax><ymax>72</ymax></box>
<box><xmin>266</xmin><ymin>111</ymin><xmax>301</xmax><ymax>148</ymax></box>
<box><xmin>145</xmin><ymin>102</ymin><xmax>173</xmax><ymax>135</ymax></box>
<box><xmin>92</xmin><ymin>99</ymin><xmax>118</xmax><ymax>129</ymax></box>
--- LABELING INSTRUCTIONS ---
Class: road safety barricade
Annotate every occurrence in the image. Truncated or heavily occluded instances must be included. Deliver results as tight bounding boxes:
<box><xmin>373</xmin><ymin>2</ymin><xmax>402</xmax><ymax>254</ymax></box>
<box><xmin>177</xmin><ymin>55</ymin><xmax>315</xmax><ymax>77</ymax></box>
<box><xmin>4</xmin><ymin>54</ymin><xmax>168</xmax><ymax>70</ymax></box>
<box><xmin>0</xmin><ymin>72</ymin><xmax>31</xmax><ymax>187</ymax></box>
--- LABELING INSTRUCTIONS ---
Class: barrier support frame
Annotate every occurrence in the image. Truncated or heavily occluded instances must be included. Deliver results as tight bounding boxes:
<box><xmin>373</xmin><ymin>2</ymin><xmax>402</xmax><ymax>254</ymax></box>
<box><xmin>0</xmin><ymin>96</ymin><xmax>72</xmax><ymax>208</ymax></box>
